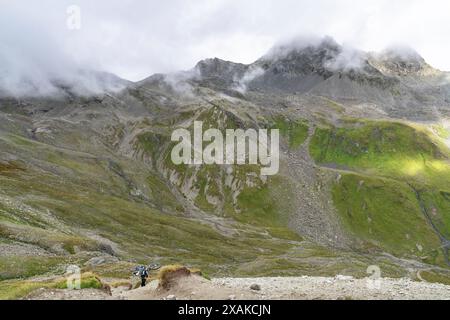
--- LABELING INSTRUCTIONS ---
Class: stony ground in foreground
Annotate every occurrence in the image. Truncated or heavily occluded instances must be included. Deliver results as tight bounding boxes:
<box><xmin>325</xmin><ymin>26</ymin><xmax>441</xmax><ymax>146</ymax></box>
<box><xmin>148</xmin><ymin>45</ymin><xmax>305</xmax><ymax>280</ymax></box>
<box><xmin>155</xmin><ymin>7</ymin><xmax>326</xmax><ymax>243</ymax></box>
<box><xmin>24</xmin><ymin>274</ymin><xmax>450</xmax><ymax>300</ymax></box>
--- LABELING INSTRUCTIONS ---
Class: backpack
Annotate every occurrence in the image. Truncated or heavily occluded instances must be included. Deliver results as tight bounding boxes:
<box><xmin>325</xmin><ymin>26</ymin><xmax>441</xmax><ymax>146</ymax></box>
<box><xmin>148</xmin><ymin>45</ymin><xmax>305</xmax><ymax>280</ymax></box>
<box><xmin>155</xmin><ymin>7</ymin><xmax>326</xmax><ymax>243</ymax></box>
<box><xmin>134</xmin><ymin>265</ymin><xmax>148</xmax><ymax>277</ymax></box>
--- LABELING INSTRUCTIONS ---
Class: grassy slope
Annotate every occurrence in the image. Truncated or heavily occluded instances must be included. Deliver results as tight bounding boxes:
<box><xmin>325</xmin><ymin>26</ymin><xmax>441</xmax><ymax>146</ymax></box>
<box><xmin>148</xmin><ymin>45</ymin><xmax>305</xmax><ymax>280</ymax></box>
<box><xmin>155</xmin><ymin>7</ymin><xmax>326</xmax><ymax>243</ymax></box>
<box><xmin>0</xmin><ymin>126</ymin><xmax>306</xmax><ymax>282</ymax></box>
<box><xmin>3</xmin><ymin>104</ymin><xmax>394</xmax><ymax>297</ymax></box>
<box><xmin>0</xmin><ymin>272</ymin><xmax>104</xmax><ymax>300</ymax></box>
<box><xmin>432</xmin><ymin>124</ymin><xmax>450</xmax><ymax>139</ymax></box>
<box><xmin>3</xmin><ymin>101</ymin><xmax>450</xmax><ymax>299</ymax></box>
<box><xmin>273</xmin><ymin>116</ymin><xmax>309</xmax><ymax>149</ymax></box>
<box><xmin>333</xmin><ymin>174</ymin><xmax>442</xmax><ymax>264</ymax></box>
<box><xmin>145</xmin><ymin>105</ymin><xmax>303</xmax><ymax>240</ymax></box>
<box><xmin>310</xmin><ymin>120</ymin><xmax>450</xmax><ymax>265</ymax></box>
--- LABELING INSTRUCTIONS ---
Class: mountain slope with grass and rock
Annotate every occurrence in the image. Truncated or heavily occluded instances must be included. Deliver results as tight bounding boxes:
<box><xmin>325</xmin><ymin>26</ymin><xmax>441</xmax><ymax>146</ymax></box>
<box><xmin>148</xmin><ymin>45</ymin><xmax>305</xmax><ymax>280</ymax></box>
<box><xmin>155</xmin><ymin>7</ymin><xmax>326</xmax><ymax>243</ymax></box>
<box><xmin>1</xmin><ymin>36</ymin><xmax>450</xmax><ymax>299</ymax></box>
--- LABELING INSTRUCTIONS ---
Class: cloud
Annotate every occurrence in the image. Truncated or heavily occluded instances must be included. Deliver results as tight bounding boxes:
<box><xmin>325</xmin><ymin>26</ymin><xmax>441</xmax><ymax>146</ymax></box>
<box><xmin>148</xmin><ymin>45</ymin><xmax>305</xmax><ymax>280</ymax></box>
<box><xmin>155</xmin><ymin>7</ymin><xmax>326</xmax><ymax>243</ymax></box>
<box><xmin>325</xmin><ymin>46</ymin><xmax>366</xmax><ymax>71</ymax></box>
<box><xmin>377</xmin><ymin>45</ymin><xmax>424</xmax><ymax>62</ymax></box>
<box><xmin>262</xmin><ymin>35</ymin><xmax>335</xmax><ymax>60</ymax></box>
<box><xmin>162</xmin><ymin>69</ymin><xmax>201</xmax><ymax>97</ymax></box>
<box><xmin>261</xmin><ymin>35</ymin><xmax>367</xmax><ymax>72</ymax></box>
<box><xmin>233</xmin><ymin>66</ymin><xmax>265</xmax><ymax>94</ymax></box>
<box><xmin>2</xmin><ymin>0</ymin><xmax>450</xmax><ymax>97</ymax></box>
<box><xmin>0</xmin><ymin>1</ymin><xmax>127</xmax><ymax>97</ymax></box>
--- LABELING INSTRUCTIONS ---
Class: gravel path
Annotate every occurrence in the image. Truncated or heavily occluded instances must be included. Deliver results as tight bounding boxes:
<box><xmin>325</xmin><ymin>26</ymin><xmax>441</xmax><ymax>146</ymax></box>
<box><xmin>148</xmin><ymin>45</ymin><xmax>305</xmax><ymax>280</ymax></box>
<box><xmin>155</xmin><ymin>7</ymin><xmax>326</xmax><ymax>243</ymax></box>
<box><xmin>24</xmin><ymin>274</ymin><xmax>450</xmax><ymax>300</ymax></box>
<box><xmin>213</xmin><ymin>276</ymin><xmax>450</xmax><ymax>300</ymax></box>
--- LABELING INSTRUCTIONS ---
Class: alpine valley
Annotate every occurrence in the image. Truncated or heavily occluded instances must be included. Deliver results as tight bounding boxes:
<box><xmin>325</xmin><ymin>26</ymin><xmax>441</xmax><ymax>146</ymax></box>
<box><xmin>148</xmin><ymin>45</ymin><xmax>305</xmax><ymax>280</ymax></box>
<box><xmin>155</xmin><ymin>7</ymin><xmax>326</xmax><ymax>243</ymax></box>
<box><xmin>1</xmin><ymin>37</ymin><xmax>450</xmax><ymax>298</ymax></box>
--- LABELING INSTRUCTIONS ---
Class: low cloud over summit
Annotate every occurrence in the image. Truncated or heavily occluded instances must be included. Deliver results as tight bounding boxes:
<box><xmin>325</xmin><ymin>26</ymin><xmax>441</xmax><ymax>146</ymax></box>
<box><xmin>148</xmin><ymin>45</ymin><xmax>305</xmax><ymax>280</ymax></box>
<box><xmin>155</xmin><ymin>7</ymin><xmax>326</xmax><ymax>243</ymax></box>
<box><xmin>2</xmin><ymin>0</ymin><xmax>450</xmax><ymax>97</ymax></box>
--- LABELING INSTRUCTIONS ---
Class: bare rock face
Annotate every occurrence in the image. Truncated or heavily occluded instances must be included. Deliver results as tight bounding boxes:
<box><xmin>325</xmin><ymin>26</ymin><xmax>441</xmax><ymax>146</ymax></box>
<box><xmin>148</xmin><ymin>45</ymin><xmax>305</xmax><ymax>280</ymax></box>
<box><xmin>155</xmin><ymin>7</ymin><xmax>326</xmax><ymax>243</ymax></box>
<box><xmin>369</xmin><ymin>47</ymin><xmax>437</xmax><ymax>77</ymax></box>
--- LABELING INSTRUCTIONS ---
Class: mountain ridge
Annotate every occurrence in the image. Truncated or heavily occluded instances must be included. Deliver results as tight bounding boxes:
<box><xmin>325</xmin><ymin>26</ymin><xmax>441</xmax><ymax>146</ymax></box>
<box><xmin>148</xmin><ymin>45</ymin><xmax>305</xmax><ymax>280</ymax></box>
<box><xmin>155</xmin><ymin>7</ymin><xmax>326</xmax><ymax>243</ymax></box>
<box><xmin>132</xmin><ymin>36</ymin><xmax>450</xmax><ymax>121</ymax></box>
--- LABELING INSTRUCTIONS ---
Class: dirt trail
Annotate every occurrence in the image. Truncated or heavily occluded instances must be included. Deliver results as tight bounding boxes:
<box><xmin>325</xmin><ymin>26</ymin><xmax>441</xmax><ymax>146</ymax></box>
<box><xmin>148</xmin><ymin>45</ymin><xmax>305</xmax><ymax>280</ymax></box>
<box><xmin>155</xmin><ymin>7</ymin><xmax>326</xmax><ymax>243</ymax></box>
<box><xmin>25</xmin><ymin>274</ymin><xmax>450</xmax><ymax>300</ymax></box>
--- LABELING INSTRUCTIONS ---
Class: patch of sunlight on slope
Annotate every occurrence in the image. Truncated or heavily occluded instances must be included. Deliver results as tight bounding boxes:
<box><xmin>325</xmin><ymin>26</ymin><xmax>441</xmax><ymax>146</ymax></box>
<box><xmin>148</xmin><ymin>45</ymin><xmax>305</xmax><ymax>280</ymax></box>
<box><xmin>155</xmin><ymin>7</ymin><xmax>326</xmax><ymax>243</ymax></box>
<box><xmin>309</xmin><ymin>120</ymin><xmax>450</xmax><ymax>189</ymax></box>
<box><xmin>429</xmin><ymin>160</ymin><xmax>450</xmax><ymax>172</ymax></box>
<box><xmin>401</xmin><ymin>159</ymin><xmax>425</xmax><ymax>176</ymax></box>
<box><xmin>395</xmin><ymin>158</ymin><xmax>450</xmax><ymax>177</ymax></box>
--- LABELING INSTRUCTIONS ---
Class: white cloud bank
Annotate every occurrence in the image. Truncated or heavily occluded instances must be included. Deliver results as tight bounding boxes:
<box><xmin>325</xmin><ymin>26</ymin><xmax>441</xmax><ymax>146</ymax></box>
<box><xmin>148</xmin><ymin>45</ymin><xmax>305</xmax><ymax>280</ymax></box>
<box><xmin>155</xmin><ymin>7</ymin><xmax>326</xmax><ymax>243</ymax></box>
<box><xmin>1</xmin><ymin>0</ymin><xmax>450</xmax><ymax>96</ymax></box>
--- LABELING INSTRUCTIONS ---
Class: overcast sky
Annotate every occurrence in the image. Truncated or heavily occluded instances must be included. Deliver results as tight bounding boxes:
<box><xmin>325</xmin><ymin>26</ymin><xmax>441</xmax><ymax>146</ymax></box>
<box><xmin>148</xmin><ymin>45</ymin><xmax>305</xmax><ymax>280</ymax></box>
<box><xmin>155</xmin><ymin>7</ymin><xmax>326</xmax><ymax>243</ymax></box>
<box><xmin>2</xmin><ymin>0</ymin><xmax>450</xmax><ymax>84</ymax></box>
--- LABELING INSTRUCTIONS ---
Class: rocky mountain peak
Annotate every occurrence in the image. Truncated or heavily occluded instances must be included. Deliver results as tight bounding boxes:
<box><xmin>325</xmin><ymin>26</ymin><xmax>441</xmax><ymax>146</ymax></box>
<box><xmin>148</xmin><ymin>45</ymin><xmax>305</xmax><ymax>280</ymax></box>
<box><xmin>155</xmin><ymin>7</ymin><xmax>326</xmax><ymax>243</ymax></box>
<box><xmin>369</xmin><ymin>46</ymin><xmax>436</xmax><ymax>77</ymax></box>
<box><xmin>257</xmin><ymin>36</ymin><xmax>342</xmax><ymax>77</ymax></box>
<box><xmin>194</xmin><ymin>58</ymin><xmax>247</xmax><ymax>79</ymax></box>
